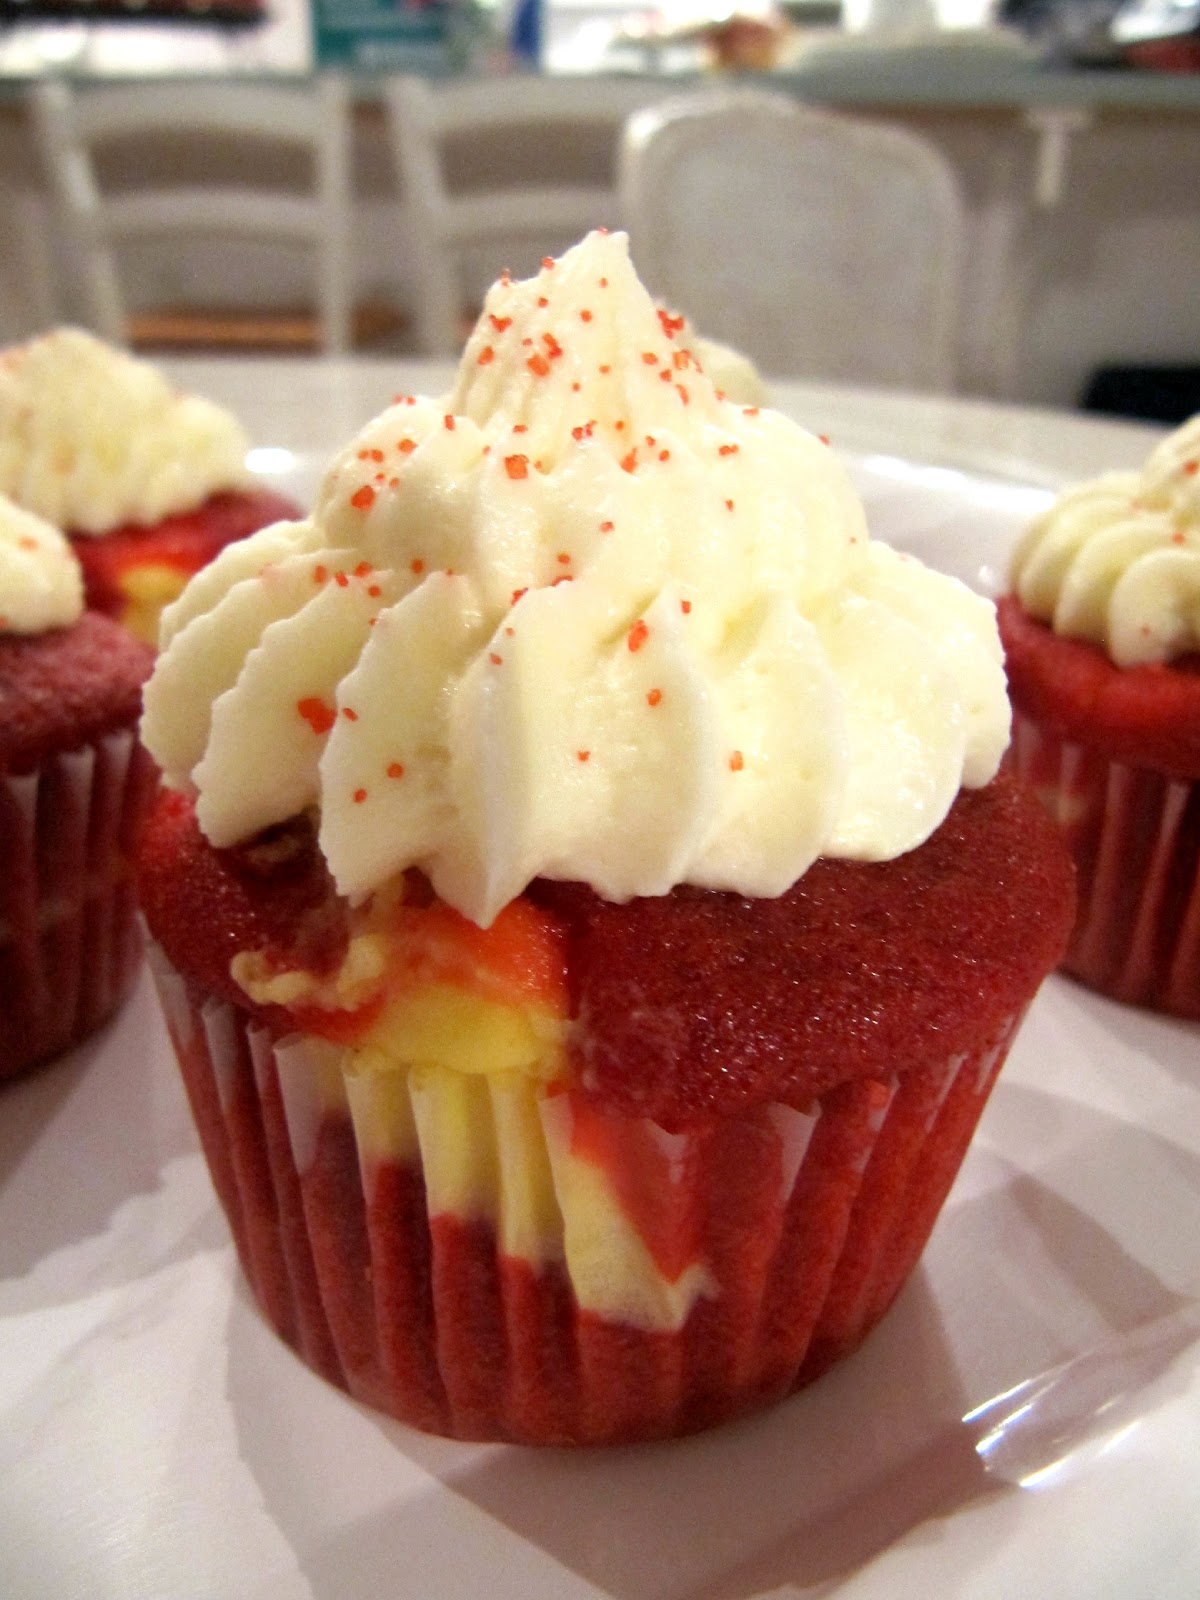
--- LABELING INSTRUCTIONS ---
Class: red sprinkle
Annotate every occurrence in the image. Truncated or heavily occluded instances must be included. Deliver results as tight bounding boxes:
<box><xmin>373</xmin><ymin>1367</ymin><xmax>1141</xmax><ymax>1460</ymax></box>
<box><xmin>1184</xmin><ymin>460</ymin><xmax>1198</xmax><ymax>476</ymax></box>
<box><xmin>647</xmin><ymin>688</ymin><xmax>663</xmax><ymax>707</ymax></box>
<box><xmin>542</xmin><ymin>257</ymin><xmax>555</xmax><ymax>270</ymax></box>
<box><xmin>677</xmin><ymin>385</ymin><xmax>690</xmax><ymax>405</ymax></box>
<box><xmin>527</xmin><ymin>354</ymin><xmax>550</xmax><ymax>378</ymax></box>
<box><xmin>719</xmin><ymin>443</ymin><xmax>740</xmax><ymax>457</ymax></box>
<box><xmin>580</xmin><ymin>309</ymin><xmax>593</xmax><ymax>322</ymax></box>
<box><xmin>368</xmin><ymin>585</ymin><xmax>382</xmax><ymax>597</ymax></box>
<box><xmin>398</xmin><ymin>438</ymin><xmax>416</xmax><ymax>453</ymax></box>
<box><xmin>387</xmin><ymin>762</ymin><xmax>405</xmax><ymax>779</ymax></box>
<box><xmin>681</xmin><ymin>599</ymin><xmax>692</xmax><ymax>614</ymax></box>
<box><xmin>313</xmin><ymin>564</ymin><xmax>328</xmax><ymax>585</ymax></box>
<box><xmin>537</xmin><ymin>296</ymin><xmax>549</xmax><ymax>309</ymax></box>
<box><xmin>478</xmin><ymin>345</ymin><xmax>495</xmax><ymax>366</ymax></box>
<box><xmin>353</xmin><ymin>788</ymin><xmax>368</xmax><ymax>804</ymax></box>
<box><xmin>726</xmin><ymin>499</ymin><xmax>735</xmax><ymax>511</ymax></box>
<box><xmin>411</xmin><ymin>558</ymin><xmax>425</xmax><ymax>574</ymax></box>
<box><xmin>599</xmin><ymin>364</ymin><xmax>611</xmax><ymax>374</ymax></box>
<box><xmin>350</xmin><ymin>485</ymin><xmax>375</xmax><ymax>511</ymax></box>
<box><xmin>513</xmin><ymin>423</ymin><xmax>528</xmax><ymax>433</ymax></box>
<box><xmin>577</xmin><ymin>750</ymin><xmax>590</xmax><ymax>762</ymax></box>
<box><xmin>599</xmin><ymin>520</ymin><xmax>614</xmax><ymax>533</ymax></box>
<box><xmin>505</xmin><ymin>454</ymin><xmax>530</xmax><ymax>480</ymax></box>
<box><xmin>729</xmin><ymin>751</ymin><xmax>744</xmax><ymax>772</ymax></box>
<box><xmin>297</xmin><ymin>697</ymin><xmax>335</xmax><ymax>735</ymax></box>
<box><xmin>511</xmin><ymin>586</ymin><xmax>528</xmax><ymax>605</ymax></box>
<box><xmin>744</xmin><ymin>407</ymin><xmax>759</xmax><ymax>417</ymax></box>
<box><xmin>490</xmin><ymin>313</ymin><xmax>512</xmax><ymax>333</ymax></box>
<box><xmin>621</xmin><ymin>449</ymin><xmax>638</xmax><ymax>473</ymax></box>
<box><xmin>659</xmin><ymin>449</ymin><xmax>671</xmax><ymax>462</ymax></box>
<box><xmin>627</xmin><ymin>619</ymin><xmax>649</xmax><ymax>652</ymax></box>
<box><xmin>642</xmin><ymin>352</ymin><xmax>659</xmax><ymax>365</ymax></box>
<box><xmin>335</xmin><ymin>571</ymin><xmax>349</xmax><ymax>588</ymax></box>
<box><xmin>444</xmin><ymin>415</ymin><xmax>456</xmax><ymax>430</ymax></box>
<box><xmin>557</xmin><ymin>552</ymin><xmax>571</xmax><ymax>565</ymax></box>
<box><xmin>354</xmin><ymin>561</ymin><xmax>372</xmax><ymax>577</ymax></box>
<box><xmin>343</xmin><ymin>707</ymin><xmax>358</xmax><ymax>722</ymax></box>
<box><xmin>543</xmin><ymin>333</ymin><xmax>563</xmax><ymax>358</ymax></box>
<box><xmin>819</xmin><ymin>434</ymin><xmax>831</xmax><ymax>446</ymax></box>
<box><xmin>489</xmin><ymin>652</ymin><xmax>503</xmax><ymax>666</ymax></box>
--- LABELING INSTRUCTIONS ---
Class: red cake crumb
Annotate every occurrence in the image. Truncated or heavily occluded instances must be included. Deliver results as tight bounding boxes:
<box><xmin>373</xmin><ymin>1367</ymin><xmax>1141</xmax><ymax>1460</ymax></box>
<box><xmin>998</xmin><ymin>595</ymin><xmax>1200</xmax><ymax>782</ymax></box>
<box><xmin>531</xmin><ymin>774</ymin><xmax>1074</xmax><ymax>1127</ymax></box>
<box><xmin>0</xmin><ymin>611</ymin><xmax>153</xmax><ymax>774</ymax></box>
<box><xmin>139</xmin><ymin>773</ymin><xmax>1074</xmax><ymax>1129</ymax></box>
<box><xmin>138</xmin><ymin>792</ymin><xmax>349</xmax><ymax>1018</ymax></box>
<box><xmin>71</xmin><ymin>487</ymin><xmax>299</xmax><ymax>619</ymax></box>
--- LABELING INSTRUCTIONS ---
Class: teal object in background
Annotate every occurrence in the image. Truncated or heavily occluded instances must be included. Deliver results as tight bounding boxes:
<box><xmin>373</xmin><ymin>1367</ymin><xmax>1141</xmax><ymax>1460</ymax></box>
<box><xmin>312</xmin><ymin>0</ymin><xmax>455</xmax><ymax>69</ymax></box>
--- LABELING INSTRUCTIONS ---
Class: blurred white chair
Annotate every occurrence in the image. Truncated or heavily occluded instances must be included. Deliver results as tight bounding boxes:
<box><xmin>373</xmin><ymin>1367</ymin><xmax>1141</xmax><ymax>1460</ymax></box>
<box><xmin>29</xmin><ymin>77</ymin><xmax>354</xmax><ymax>353</ymax></box>
<box><xmin>619</xmin><ymin>89</ymin><xmax>966</xmax><ymax>393</ymax></box>
<box><xmin>384</xmin><ymin>73</ymin><xmax>660</xmax><ymax>356</ymax></box>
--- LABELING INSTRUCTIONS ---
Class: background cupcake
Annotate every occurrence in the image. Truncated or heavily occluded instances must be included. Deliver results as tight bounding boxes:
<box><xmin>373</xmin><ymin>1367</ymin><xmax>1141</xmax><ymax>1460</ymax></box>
<box><xmin>1000</xmin><ymin>413</ymin><xmax>1200</xmax><ymax>1021</ymax></box>
<box><xmin>136</xmin><ymin>233</ymin><xmax>1073</xmax><ymax>1445</ymax></box>
<box><xmin>0</xmin><ymin>328</ymin><xmax>298</xmax><ymax>644</ymax></box>
<box><xmin>0</xmin><ymin>494</ymin><xmax>157</xmax><ymax>1080</ymax></box>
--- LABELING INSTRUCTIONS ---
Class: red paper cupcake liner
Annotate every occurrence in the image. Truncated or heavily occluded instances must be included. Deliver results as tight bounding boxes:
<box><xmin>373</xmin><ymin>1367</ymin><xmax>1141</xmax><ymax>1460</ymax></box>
<box><xmin>0</xmin><ymin>730</ymin><xmax>159</xmax><ymax>1080</ymax></box>
<box><xmin>1009</xmin><ymin>711</ymin><xmax>1200</xmax><ymax>1020</ymax></box>
<box><xmin>150</xmin><ymin>942</ymin><xmax>1024</xmax><ymax>1445</ymax></box>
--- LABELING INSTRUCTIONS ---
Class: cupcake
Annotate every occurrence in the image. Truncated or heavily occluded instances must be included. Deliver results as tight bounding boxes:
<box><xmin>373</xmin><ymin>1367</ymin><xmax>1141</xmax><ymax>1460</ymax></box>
<box><xmin>137</xmin><ymin>232</ymin><xmax>1073</xmax><ymax>1445</ymax></box>
<box><xmin>999</xmin><ymin>413</ymin><xmax>1200</xmax><ymax>1020</ymax></box>
<box><xmin>0</xmin><ymin>494</ymin><xmax>157</xmax><ymax>1080</ymax></box>
<box><xmin>0</xmin><ymin>328</ymin><xmax>299</xmax><ymax>645</ymax></box>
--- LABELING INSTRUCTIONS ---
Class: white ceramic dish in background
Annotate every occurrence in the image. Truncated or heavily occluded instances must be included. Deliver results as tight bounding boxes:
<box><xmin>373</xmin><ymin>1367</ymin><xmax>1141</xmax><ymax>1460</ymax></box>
<box><xmin>2</xmin><ymin>420</ymin><xmax>1197</xmax><ymax>1600</ymax></box>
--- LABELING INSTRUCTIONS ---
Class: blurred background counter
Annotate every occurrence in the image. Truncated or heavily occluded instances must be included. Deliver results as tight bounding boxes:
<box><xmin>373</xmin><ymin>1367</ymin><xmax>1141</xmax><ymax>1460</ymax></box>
<box><xmin>0</xmin><ymin>13</ymin><xmax>1197</xmax><ymax>411</ymax></box>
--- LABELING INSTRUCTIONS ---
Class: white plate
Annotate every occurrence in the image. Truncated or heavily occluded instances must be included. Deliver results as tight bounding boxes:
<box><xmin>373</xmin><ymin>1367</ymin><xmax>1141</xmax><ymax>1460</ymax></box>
<box><xmin>2</xmin><ymin>445</ymin><xmax>1198</xmax><ymax>1600</ymax></box>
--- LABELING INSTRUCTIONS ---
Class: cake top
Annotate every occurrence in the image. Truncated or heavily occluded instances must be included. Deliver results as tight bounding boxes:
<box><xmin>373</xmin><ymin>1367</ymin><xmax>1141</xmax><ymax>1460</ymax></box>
<box><xmin>1010</xmin><ymin>411</ymin><xmax>1200</xmax><ymax>667</ymax></box>
<box><xmin>0</xmin><ymin>492</ymin><xmax>83</xmax><ymax>635</ymax></box>
<box><xmin>0</xmin><ymin>327</ymin><xmax>253</xmax><ymax>537</ymax></box>
<box><xmin>141</xmin><ymin>231</ymin><xmax>1009</xmax><ymax>929</ymax></box>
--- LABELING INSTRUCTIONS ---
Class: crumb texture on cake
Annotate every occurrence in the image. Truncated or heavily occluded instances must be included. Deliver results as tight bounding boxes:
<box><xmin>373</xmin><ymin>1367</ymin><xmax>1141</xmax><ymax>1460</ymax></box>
<box><xmin>0</xmin><ymin>610</ymin><xmax>153</xmax><ymax>773</ymax></box>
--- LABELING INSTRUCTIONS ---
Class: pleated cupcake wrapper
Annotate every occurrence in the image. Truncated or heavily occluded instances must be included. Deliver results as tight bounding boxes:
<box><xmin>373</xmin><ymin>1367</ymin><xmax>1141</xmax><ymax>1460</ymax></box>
<box><xmin>1010</xmin><ymin>712</ymin><xmax>1200</xmax><ymax>1020</ymax></box>
<box><xmin>149</xmin><ymin>941</ymin><xmax>1020</xmax><ymax>1445</ymax></box>
<box><xmin>0</xmin><ymin>729</ymin><xmax>157</xmax><ymax>1080</ymax></box>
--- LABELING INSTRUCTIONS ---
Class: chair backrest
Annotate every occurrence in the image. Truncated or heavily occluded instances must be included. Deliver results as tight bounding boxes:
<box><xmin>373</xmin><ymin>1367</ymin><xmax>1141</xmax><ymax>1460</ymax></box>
<box><xmin>619</xmin><ymin>89</ymin><xmax>966</xmax><ymax>393</ymax></box>
<box><xmin>29</xmin><ymin>77</ymin><xmax>354</xmax><ymax>353</ymax></box>
<box><xmin>383</xmin><ymin>73</ymin><xmax>661</xmax><ymax>356</ymax></box>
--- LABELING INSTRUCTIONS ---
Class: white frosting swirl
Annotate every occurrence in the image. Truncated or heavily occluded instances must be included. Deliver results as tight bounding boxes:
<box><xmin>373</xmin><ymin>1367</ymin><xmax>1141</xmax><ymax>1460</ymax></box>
<box><xmin>1011</xmin><ymin>412</ymin><xmax>1200</xmax><ymax>667</ymax></box>
<box><xmin>142</xmin><ymin>232</ymin><xmax>1008</xmax><ymax>928</ymax></box>
<box><xmin>0</xmin><ymin>327</ymin><xmax>252</xmax><ymax>536</ymax></box>
<box><xmin>0</xmin><ymin>493</ymin><xmax>83</xmax><ymax>636</ymax></box>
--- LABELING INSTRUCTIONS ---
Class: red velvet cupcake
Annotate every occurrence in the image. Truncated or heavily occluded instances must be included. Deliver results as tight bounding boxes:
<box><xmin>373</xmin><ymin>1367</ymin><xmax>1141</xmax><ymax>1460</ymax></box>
<box><xmin>0</xmin><ymin>495</ymin><xmax>156</xmax><ymax>1080</ymax></box>
<box><xmin>0</xmin><ymin>328</ymin><xmax>298</xmax><ymax>644</ymax></box>
<box><xmin>137</xmin><ymin>233</ymin><xmax>1073</xmax><ymax>1444</ymax></box>
<box><xmin>1000</xmin><ymin>413</ymin><xmax>1200</xmax><ymax>1020</ymax></box>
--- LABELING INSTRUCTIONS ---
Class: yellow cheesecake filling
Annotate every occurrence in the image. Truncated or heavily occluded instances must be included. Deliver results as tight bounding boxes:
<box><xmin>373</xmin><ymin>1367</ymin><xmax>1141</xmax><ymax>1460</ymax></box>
<box><xmin>228</xmin><ymin>878</ymin><xmax>820</xmax><ymax>1332</ymax></box>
